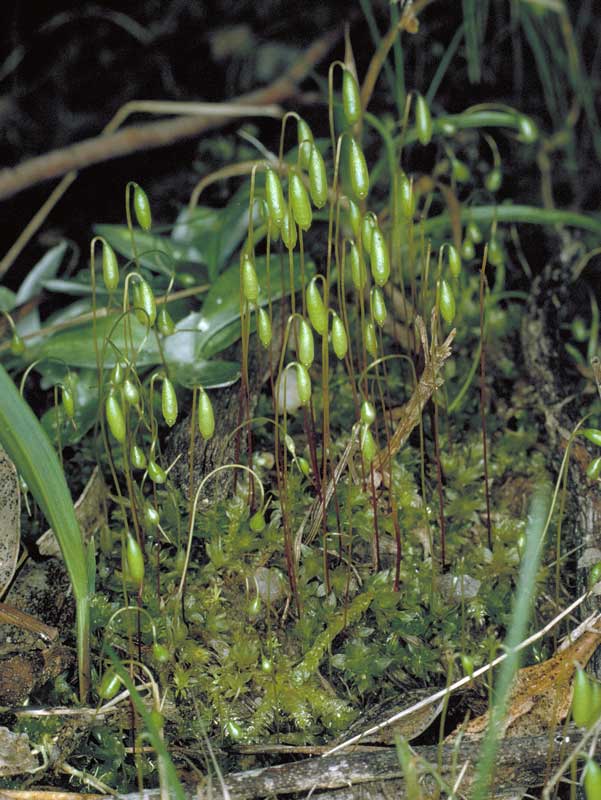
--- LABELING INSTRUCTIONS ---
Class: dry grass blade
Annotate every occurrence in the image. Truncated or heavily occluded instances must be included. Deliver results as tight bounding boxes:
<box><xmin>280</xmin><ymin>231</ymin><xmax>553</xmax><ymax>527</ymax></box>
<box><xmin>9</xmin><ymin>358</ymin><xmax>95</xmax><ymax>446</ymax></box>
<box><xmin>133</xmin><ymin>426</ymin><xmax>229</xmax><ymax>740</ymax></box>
<box><xmin>372</xmin><ymin>316</ymin><xmax>456</xmax><ymax>481</ymax></box>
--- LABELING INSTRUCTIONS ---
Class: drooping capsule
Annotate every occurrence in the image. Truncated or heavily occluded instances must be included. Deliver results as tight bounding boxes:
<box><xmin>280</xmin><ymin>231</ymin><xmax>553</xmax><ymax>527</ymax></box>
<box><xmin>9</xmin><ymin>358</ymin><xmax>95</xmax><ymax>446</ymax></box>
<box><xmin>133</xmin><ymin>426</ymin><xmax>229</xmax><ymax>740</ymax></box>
<box><xmin>348</xmin><ymin>137</ymin><xmax>369</xmax><ymax>200</ymax></box>
<box><xmin>342</xmin><ymin>68</ymin><xmax>362</xmax><ymax>126</ymax></box>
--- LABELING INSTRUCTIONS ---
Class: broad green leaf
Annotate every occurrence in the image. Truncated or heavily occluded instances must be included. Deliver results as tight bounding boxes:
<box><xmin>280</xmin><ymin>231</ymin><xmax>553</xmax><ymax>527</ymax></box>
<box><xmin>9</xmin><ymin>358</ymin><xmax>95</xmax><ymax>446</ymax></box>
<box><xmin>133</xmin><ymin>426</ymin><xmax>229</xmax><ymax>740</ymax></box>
<box><xmin>16</xmin><ymin>241</ymin><xmax>68</xmax><ymax>305</ymax></box>
<box><xmin>0</xmin><ymin>287</ymin><xmax>17</xmax><ymax>313</ymax></box>
<box><xmin>41</xmin><ymin>371</ymin><xmax>100</xmax><ymax>446</ymax></box>
<box><xmin>197</xmin><ymin>254</ymin><xmax>315</xmax><ymax>358</ymax></box>
<box><xmin>36</xmin><ymin>313</ymin><xmax>161</xmax><ymax>369</ymax></box>
<box><xmin>95</xmin><ymin>223</ymin><xmax>208</xmax><ymax>278</ymax></box>
<box><xmin>169</xmin><ymin>359</ymin><xmax>240</xmax><ymax>389</ymax></box>
<box><xmin>33</xmin><ymin>312</ymin><xmax>239</xmax><ymax>390</ymax></box>
<box><xmin>0</xmin><ymin>364</ymin><xmax>90</xmax><ymax>699</ymax></box>
<box><xmin>43</xmin><ymin>278</ymin><xmax>109</xmax><ymax>297</ymax></box>
<box><xmin>172</xmin><ymin>184</ymin><xmax>255</xmax><ymax>280</ymax></box>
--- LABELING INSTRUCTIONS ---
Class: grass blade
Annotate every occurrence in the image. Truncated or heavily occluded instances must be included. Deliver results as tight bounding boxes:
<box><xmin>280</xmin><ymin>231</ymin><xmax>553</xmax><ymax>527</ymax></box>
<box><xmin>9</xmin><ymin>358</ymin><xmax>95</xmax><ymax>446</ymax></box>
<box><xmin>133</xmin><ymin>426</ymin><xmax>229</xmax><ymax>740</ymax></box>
<box><xmin>0</xmin><ymin>363</ymin><xmax>91</xmax><ymax>699</ymax></box>
<box><xmin>470</xmin><ymin>486</ymin><xmax>551</xmax><ymax>799</ymax></box>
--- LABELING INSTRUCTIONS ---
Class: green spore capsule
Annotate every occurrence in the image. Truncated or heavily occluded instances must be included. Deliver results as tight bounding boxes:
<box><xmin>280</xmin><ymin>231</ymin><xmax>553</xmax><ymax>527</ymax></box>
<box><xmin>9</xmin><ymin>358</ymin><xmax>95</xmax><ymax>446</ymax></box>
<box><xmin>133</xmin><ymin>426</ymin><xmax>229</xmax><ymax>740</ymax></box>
<box><xmin>248</xmin><ymin>595</ymin><xmax>261</xmax><ymax>617</ymax></box>
<box><xmin>125</xmin><ymin>533</ymin><xmax>145</xmax><ymax>588</ymax></box>
<box><xmin>517</xmin><ymin>114</ymin><xmax>538</xmax><ymax>143</ymax></box>
<box><xmin>101</xmin><ymin>240</ymin><xmax>119</xmax><ymax>291</ymax></box>
<box><xmin>297</xmin><ymin>318</ymin><xmax>315</xmax><ymax>368</ymax></box>
<box><xmin>415</xmin><ymin>93</ymin><xmax>433</xmax><ymax>145</ymax></box>
<box><xmin>241</xmin><ymin>254</ymin><xmax>259</xmax><ymax>303</ymax></box>
<box><xmin>161</xmin><ymin>377</ymin><xmax>178</xmax><ymax>427</ymax></box>
<box><xmin>297</xmin><ymin>118</ymin><xmax>314</xmax><ymax>170</ymax></box>
<box><xmin>152</xmin><ymin>643</ymin><xmax>170</xmax><ymax>665</ymax></box>
<box><xmin>350</xmin><ymin>241</ymin><xmax>366</xmax><ymax>290</ymax></box>
<box><xmin>460</xmin><ymin>654</ymin><xmax>475</xmax><ymax>678</ymax></box>
<box><xmin>295</xmin><ymin>363</ymin><xmax>312</xmax><ymax>406</ymax></box>
<box><xmin>297</xmin><ymin>457</ymin><xmax>310</xmax><ymax>477</ymax></box>
<box><xmin>331</xmin><ymin>312</ymin><xmax>348</xmax><ymax>360</ymax></box>
<box><xmin>584</xmin><ymin>759</ymin><xmax>601</xmax><ymax>800</ymax></box>
<box><xmin>280</xmin><ymin>203</ymin><xmax>297</xmax><ymax>250</ymax></box>
<box><xmin>461</xmin><ymin>237</ymin><xmax>476</xmax><ymax>260</ymax></box>
<box><xmin>106</xmin><ymin>393</ymin><xmax>126</xmax><ymax>443</ymax></box>
<box><xmin>589</xmin><ymin>561</ymin><xmax>601</xmax><ymax>589</ymax></box>
<box><xmin>133</xmin><ymin>278</ymin><xmax>157</xmax><ymax>327</ymax></box>
<box><xmin>133</xmin><ymin>184</ymin><xmax>152</xmax><ymax>231</ymax></box>
<box><xmin>289</xmin><ymin>170</ymin><xmax>312</xmax><ymax>231</ymax></box>
<box><xmin>110</xmin><ymin>360</ymin><xmax>125</xmax><ymax>386</ymax></box>
<box><xmin>347</xmin><ymin>198</ymin><xmax>361</xmax><ymax>238</ymax></box>
<box><xmin>257</xmin><ymin>307</ymin><xmax>272</xmax><ymax>348</ymax></box>
<box><xmin>583</xmin><ymin>429</ymin><xmax>601</xmax><ymax>447</ymax></box>
<box><xmin>198</xmin><ymin>389</ymin><xmax>215</xmax><ymax>440</ymax></box>
<box><xmin>361</xmin><ymin>212</ymin><xmax>376</xmax><ymax>254</ymax></box>
<box><xmin>10</xmin><ymin>333</ymin><xmax>25</xmax><ymax>356</ymax></box>
<box><xmin>370</xmin><ymin>286</ymin><xmax>387</xmax><ymax>326</ymax></box>
<box><xmin>249</xmin><ymin>510</ymin><xmax>266</xmax><ymax>532</ymax></box>
<box><xmin>147</xmin><ymin>460</ymin><xmax>167</xmax><ymax>484</ymax></box>
<box><xmin>439</xmin><ymin>279</ymin><xmax>456</xmax><ymax>324</ymax></box>
<box><xmin>130</xmin><ymin>444</ymin><xmax>147</xmax><ymax>470</ymax></box>
<box><xmin>485</xmin><ymin>167</ymin><xmax>503</xmax><ymax>193</ymax></box>
<box><xmin>587</xmin><ymin>456</ymin><xmax>601</xmax><ymax>480</ymax></box>
<box><xmin>123</xmin><ymin>379</ymin><xmax>140</xmax><ymax>407</ymax></box>
<box><xmin>306</xmin><ymin>279</ymin><xmax>328</xmax><ymax>336</ymax></box>
<box><xmin>451</xmin><ymin>158</ymin><xmax>471</xmax><ymax>183</ymax></box>
<box><xmin>370</xmin><ymin>227</ymin><xmax>390</xmax><ymax>286</ymax></box>
<box><xmin>97</xmin><ymin>669</ymin><xmax>121</xmax><ymax>701</ymax></box>
<box><xmin>309</xmin><ymin>145</ymin><xmax>328</xmax><ymax>208</ymax></box>
<box><xmin>360</xmin><ymin>424</ymin><xmax>377</xmax><ymax>465</ymax></box>
<box><xmin>342</xmin><ymin>68</ymin><xmax>362</xmax><ymax>125</ymax></box>
<box><xmin>572</xmin><ymin>667</ymin><xmax>592</xmax><ymax>727</ymax></box>
<box><xmin>265</xmin><ymin>168</ymin><xmax>286</xmax><ymax>226</ymax></box>
<box><xmin>448</xmin><ymin>244</ymin><xmax>461</xmax><ymax>278</ymax></box>
<box><xmin>157</xmin><ymin>307</ymin><xmax>176</xmax><ymax>336</ymax></box>
<box><xmin>349</xmin><ymin>137</ymin><xmax>369</xmax><ymax>200</ymax></box>
<box><xmin>488</xmin><ymin>237</ymin><xmax>504</xmax><ymax>267</ymax></box>
<box><xmin>467</xmin><ymin>221</ymin><xmax>482</xmax><ymax>243</ymax></box>
<box><xmin>225</xmin><ymin>721</ymin><xmax>243</xmax><ymax>741</ymax></box>
<box><xmin>360</xmin><ymin>400</ymin><xmax>376</xmax><ymax>425</ymax></box>
<box><xmin>398</xmin><ymin>172</ymin><xmax>415</xmax><ymax>220</ymax></box>
<box><xmin>144</xmin><ymin>504</ymin><xmax>160</xmax><ymax>529</ymax></box>
<box><xmin>364</xmin><ymin>320</ymin><xmax>377</xmax><ymax>357</ymax></box>
<box><xmin>572</xmin><ymin>318</ymin><xmax>589</xmax><ymax>342</ymax></box>
<box><xmin>61</xmin><ymin>385</ymin><xmax>75</xmax><ymax>419</ymax></box>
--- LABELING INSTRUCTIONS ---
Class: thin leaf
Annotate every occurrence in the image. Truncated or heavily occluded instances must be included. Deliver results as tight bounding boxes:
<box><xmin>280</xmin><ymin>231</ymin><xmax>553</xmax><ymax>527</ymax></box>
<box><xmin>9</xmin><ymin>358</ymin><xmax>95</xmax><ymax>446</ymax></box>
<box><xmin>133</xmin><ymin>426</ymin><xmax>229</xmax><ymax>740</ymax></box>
<box><xmin>15</xmin><ymin>241</ymin><xmax>68</xmax><ymax>305</ymax></box>
<box><xmin>0</xmin><ymin>364</ymin><xmax>90</xmax><ymax>699</ymax></box>
<box><xmin>36</xmin><ymin>313</ymin><xmax>161</xmax><ymax>369</ymax></box>
<box><xmin>0</xmin><ymin>287</ymin><xmax>17</xmax><ymax>313</ymax></box>
<box><xmin>43</xmin><ymin>278</ymin><xmax>109</xmax><ymax>297</ymax></box>
<box><xmin>105</xmin><ymin>645</ymin><xmax>187</xmax><ymax>800</ymax></box>
<box><xmin>462</xmin><ymin>0</ymin><xmax>482</xmax><ymax>84</ymax></box>
<box><xmin>95</xmin><ymin>224</ymin><xmax>189</xmax><ymax>276</ymax></box>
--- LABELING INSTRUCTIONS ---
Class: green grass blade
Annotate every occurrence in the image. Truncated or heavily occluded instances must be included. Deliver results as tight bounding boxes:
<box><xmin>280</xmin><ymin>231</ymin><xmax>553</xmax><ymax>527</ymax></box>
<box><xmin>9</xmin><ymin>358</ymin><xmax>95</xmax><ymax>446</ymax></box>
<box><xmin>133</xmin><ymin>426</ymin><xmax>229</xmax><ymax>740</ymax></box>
<box><xmin>0</xmin><ymin>363</ymin><xmax>90</xmax><ymax>699</ymax></box>
<box><xmin>105</xmin><ymin>646</ymin><xmax>187</xmax><ymax>800</ymax></box>
<box><xmin>470</xmin><ymin>487</ymin><xmax>551</xmax><ymax>800</ymax></box>
<box><xmin>462</xmin><ymin>0</ymin><xmax>482</xmax><ymax>83</ymax></box>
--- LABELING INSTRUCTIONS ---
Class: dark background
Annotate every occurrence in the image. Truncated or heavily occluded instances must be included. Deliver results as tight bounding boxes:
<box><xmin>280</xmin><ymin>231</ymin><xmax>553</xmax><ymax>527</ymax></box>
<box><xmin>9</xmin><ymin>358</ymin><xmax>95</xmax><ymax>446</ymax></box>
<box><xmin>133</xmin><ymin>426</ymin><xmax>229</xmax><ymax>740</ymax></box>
<box><xmin>1</xmin><ymin>0</ymin><xmax>598</xmax><ymax>290</ymax></box>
